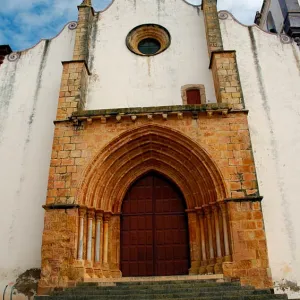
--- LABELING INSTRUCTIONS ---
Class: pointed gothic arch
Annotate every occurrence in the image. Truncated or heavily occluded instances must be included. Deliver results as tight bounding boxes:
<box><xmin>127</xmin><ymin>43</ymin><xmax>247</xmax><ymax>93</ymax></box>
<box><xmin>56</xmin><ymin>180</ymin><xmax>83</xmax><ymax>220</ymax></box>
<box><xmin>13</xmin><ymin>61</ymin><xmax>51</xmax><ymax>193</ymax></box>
<box><xmin>77</xmin><ymin>124</ymin><xmax>228</xmax><ymax>212</ymax></box>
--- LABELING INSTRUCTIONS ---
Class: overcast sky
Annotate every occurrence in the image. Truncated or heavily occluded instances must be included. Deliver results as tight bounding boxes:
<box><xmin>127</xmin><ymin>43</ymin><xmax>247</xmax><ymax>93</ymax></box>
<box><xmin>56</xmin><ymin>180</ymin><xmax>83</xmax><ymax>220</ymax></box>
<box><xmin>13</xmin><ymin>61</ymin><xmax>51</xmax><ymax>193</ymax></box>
<box><xmin>0</xmin><ymin>0</ymin><xmax>263</xmax><ymax>51</ymax></box>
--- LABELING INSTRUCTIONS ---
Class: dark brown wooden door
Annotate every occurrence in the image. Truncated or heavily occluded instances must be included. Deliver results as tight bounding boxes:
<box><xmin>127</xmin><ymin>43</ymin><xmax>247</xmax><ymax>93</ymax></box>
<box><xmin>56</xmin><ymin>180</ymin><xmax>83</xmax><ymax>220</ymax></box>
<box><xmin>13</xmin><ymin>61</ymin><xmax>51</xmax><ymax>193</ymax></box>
<box><xmin>121</xmin><ymin>172</ymin><xmax>190</xmax><ymax>277</ymax></box>
<box><xmin>186</xmin><ymin>89</ymin><xmax>201</xmax><ymax>104</ymax></box>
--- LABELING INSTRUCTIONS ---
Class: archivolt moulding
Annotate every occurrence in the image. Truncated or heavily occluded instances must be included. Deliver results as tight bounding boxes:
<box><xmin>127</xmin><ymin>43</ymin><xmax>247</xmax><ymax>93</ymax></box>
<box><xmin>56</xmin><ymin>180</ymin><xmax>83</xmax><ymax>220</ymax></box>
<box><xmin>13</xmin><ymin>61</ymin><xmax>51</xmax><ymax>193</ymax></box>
<box><xmin>77</xmin><ymin>124</ymin><xmax>228</xmax><ymax>212</ymax></box>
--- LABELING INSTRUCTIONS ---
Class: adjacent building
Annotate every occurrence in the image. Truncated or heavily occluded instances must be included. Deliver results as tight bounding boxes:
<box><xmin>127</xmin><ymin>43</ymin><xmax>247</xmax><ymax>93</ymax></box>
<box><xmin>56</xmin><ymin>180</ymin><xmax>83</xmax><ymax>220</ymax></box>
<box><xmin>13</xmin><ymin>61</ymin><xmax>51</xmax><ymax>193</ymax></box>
<box><xmin>254</xmin><ymin>0</ymin><xmax>300</xmax><ymax>45</ymax></box>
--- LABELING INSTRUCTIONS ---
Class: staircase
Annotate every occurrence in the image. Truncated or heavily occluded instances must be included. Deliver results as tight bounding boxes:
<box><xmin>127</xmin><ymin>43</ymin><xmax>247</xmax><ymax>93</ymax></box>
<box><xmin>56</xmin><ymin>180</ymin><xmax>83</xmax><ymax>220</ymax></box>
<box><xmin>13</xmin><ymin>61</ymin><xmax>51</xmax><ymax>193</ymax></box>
<box><xmin>35</xmin><ymin>279</ymin><xmax>288</xmax><ymax>300</ymax></box>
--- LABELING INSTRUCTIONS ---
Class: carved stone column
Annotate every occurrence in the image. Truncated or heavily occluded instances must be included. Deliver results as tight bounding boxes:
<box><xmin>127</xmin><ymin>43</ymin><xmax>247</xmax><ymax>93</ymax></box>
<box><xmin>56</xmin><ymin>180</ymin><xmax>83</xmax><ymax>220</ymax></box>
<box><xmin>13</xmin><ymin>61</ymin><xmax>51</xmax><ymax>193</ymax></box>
<box><xmin>77</xmin><ymin>207</ymin><xmax>87</xmax><ymax>260</ymax></box>
<box><xmin>95</xmin><ymin>210</ymin><xmax>103</xmax><ymax>263</ymax></box>
<box><xmin>219</xmin><ymin>202</ymin><xmax>231</xmax><ymax>262</ymax></box>
<box><xmin>93</xmin><ymin>210</ymin><xmax>104</xmax><ymax>278</ymax></box>
<box><xmin>103</xmin><ymin>212</ymin><xmax>111</xmax><ymax>269</ymax></box>
<box><xmin>197</xmin><ymin>208</ymin><xmax>208</xmax><ymax>274</ymax></box>
<box><xmin>86</xmin><ymin>209</ymin><xmax>95</xmax><ymax>262</ymax></box>
<box><xmin>187</xmin><ymin>210</ymin><xmax>201</xmax><ymax>274</ymax></box>
<box><xmin>212</xmin><ymin>204</ymin><xmax>223</xmax><ymax>274</ymax></box>
<box><xmin>204</xmin><ymin>205</ymin><xmax>215</xmax><ymax>274</ymax></box>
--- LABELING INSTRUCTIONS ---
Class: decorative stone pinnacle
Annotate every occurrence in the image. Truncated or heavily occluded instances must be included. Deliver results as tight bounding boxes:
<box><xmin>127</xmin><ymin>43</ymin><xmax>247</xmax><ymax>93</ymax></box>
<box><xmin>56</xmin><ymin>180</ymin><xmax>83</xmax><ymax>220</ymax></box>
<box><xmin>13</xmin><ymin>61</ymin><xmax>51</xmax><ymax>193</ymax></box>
<box><xmin>80</xmin><ymin>0</ymin><xmax>92</xmax><ymax>6</ymax></box>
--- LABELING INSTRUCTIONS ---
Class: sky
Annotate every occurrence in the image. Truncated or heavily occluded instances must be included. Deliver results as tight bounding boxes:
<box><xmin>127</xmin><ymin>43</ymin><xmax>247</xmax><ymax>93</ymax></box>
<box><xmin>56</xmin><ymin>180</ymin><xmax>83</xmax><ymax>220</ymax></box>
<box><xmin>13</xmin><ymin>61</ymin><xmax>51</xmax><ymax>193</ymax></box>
<box><xmin>0</xmin><ymin>0</ymin><xmax>263</xmax><ymax>51</ymax></box>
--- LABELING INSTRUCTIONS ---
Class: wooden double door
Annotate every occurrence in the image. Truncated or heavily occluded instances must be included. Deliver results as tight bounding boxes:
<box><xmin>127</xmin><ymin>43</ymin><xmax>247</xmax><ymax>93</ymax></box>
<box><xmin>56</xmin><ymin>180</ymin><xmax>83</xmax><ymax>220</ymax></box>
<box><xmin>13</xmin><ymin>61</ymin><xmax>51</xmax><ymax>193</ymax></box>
<box><xmin>121</xmin><ymin>172</ymin><xmax>190</xmax><ymax>277</ymax></box>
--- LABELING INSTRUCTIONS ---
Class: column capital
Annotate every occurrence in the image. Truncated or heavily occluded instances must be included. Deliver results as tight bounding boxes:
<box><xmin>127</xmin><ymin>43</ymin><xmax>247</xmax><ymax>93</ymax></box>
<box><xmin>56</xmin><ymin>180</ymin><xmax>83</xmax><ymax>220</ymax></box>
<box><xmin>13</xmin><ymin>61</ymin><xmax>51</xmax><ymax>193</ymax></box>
<box><xmin>211</xmin><ymin>203</ymin><xmax>219</xmax><ymax>212</ymax></box>
<box><xmin>195</xmin><ymin>207</ymin><xmax>204</xmax><ymax>216</ymax></box>
<box><xmin>95</xmin><ymin>210</ymin><xmax>104</xmax><ymax>220</ymax></box>
<box><xmin>103</xmin><ymin>212</ymin><xmax>112</xmax><ymax>222</ymax></box>
<box><xmin>203</xmin><ymin>205</ymin><xmax>212</xmax><ymax>215</ymax></box>
<box><xmin>218</xmin><ymin>201</ymin><xmax>228</xmax><ymax>213</ymax></box>
<box><xmin>87</xmin><ymin>208</ymin><xmax>95</xmax><ymax>218</ymax></box>
<box><xmin>79</xmin><ymin>206</ymin><xmax>87</xmax><ymax>217</ymax></box>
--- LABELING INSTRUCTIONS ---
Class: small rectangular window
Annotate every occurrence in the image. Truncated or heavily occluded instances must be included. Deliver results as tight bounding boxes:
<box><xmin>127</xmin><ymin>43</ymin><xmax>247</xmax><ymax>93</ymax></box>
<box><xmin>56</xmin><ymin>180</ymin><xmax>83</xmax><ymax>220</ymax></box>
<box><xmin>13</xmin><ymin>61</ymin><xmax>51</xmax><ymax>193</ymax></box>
<box><xmin>186</xmin><ymin>89</ymin><xmax>201</xmax><ymax>105</ymax></box>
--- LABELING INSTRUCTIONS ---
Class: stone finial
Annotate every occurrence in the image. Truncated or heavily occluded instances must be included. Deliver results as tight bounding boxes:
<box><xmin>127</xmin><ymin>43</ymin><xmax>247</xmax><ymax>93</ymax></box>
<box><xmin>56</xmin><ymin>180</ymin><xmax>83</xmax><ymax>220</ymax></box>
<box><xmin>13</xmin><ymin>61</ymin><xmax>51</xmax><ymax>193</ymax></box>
<box><xmin>79</xmin><ymin>0</ymin><xmax>92</xmax><ymax>6</ymax></box>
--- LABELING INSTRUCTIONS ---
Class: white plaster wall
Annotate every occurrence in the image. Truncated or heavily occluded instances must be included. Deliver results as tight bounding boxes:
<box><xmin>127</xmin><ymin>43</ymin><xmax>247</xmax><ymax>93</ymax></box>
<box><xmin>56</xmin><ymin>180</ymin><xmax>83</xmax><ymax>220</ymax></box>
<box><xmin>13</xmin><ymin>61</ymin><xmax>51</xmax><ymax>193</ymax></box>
<box><xmin>0</xmin><ymin>25</ymin><xmax>75</xmax><ymax>299</ymax></box>
<box><xmin>220</xmin><ymin>13</ymin><xmax>300</xmax><ymax>299</ymax></box>
<box><xmin>86</xmin><ymin>0</ymin><xmax>216</xmax><ymax>110</ymax></box>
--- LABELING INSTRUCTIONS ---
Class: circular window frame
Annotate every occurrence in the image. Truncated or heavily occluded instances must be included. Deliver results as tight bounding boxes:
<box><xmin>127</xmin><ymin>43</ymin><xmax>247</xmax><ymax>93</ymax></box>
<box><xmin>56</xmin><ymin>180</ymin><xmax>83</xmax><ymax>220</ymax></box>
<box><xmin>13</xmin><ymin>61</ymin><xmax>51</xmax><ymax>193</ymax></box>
<box><xmin>126</xmin><ymin>24</ymin><xmax>171</xmax><ymax>56</ymax></box>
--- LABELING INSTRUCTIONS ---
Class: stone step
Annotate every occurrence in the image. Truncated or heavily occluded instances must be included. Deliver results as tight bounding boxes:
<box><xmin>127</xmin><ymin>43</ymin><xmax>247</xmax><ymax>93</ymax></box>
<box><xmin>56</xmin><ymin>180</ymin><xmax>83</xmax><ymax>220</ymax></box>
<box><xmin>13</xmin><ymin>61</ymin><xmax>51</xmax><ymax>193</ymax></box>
<box><xmin>39</xmin><ymin>290</ymin><xmax>287</xmax><ymax>300</ymax></box>
<box><xmin>77</xmin><ymin>281</ymin><xmax>240</xmax><ymax>288</ymax></box>
<box><xmin>112</xmin><ymin>279</ymin><xmax>226</xmax><ymax>285</ymax></box>
<box><xmin>34</xmin><ymin>279</ymin><xmax>288</xmax><ymax>300</ymax></box>
<box><xmin>65</xmin><ymin>284</ymin><xmax>245</xmax><ymax>293</ymax></box>
<box><xmin>51</xmin><ymin>292</ymin><xmax>272</xmax><ymax>299</ymax></box>
<box><xmin>53</xmin><ymin>286</ymin><xmax>270</xmax><ymax>295</ymax></box>
<box><xmin>82</xmin><ymin>275</ymin><xmax>224</xmax><ymax>284</ymax></box>
<box><xmin>36</xmin><ymin>296</ymin><xmax>286</xmax><ymax>300</ymax></box>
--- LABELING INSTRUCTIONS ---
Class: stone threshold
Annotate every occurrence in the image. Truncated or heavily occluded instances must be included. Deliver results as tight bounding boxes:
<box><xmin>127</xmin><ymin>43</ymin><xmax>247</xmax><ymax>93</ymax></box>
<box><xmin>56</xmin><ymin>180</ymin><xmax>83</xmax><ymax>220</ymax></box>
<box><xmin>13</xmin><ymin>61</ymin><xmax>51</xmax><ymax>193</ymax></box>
<box><xmin>83</xmin><ymin>274</ymin><xmax>224</xmax><ymax>283</ymax></box>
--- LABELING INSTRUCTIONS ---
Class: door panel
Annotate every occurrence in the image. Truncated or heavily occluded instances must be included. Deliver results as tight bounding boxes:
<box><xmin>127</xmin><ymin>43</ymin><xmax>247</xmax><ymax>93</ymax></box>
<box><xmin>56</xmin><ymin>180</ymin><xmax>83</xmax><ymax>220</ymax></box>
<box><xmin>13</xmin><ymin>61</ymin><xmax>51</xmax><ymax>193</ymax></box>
<box><xmin>121</xmin><ymin>172</ymin><xmax>190</xmax><ymax>277</ymax></box>
<box><xmin>186</xmin><ymin>89</ymin><xmax>201</xmax><ymax>104</ymax></box>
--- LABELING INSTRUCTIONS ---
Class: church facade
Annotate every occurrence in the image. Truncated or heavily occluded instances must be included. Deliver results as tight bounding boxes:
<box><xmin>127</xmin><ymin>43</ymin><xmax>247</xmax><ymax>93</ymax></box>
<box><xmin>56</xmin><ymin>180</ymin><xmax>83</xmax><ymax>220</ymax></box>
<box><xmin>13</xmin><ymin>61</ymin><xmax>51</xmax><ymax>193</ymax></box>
<box><xmin>0</xmin><ymin>0</ymin><xmax>300</xmax><ymax>298</ymax></box>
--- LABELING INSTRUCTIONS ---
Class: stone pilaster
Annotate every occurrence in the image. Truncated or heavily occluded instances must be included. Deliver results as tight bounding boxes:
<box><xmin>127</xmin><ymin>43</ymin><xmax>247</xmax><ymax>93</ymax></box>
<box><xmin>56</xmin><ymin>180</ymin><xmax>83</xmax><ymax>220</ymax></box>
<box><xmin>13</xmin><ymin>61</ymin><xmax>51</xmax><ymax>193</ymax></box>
<box><xmin>74</xmin><ymin>0</ymin><xmax>94</xmax><ymax>61</ymax></box>
<box><xmin>202</xmin><ymin>0</ymin><xmax>245</xmax><ymax>109</ymax></box>
<box><xmin>202</xmin><ymin>0</ymin><xmax>223</xmax><ymax>56</ymax></box>
<box><xmin>223</xmin><ymin>200</ymin><xmax>273</xmax><ymax>288</ymax></box>
<box><xmin>39</xmin><ymin>207</ymin><xmax>79</xmax><ymax>294</ymax></box>
<box><xmin>56</xmin><ymin>61</ymin><xmax>90</xmax><ymax>121</ymax></box>
<box><xmin>55</xmin><ymin>0</ymin><xmax>93</xmax><ymax>121</ymax></box>
<box><xmin>210</xmin><ymin>51</ymin><xmax>245</xmax><ymax>109</ymax></box>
